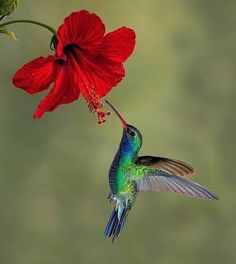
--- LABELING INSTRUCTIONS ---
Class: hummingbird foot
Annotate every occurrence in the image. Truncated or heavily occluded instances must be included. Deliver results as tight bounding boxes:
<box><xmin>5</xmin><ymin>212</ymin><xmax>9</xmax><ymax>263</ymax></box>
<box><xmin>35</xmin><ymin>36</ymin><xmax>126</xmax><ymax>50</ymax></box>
<box><xmin>108</xmin><ymin>192</ymin><xmax>115</xmax><ymax>203</ymax></box>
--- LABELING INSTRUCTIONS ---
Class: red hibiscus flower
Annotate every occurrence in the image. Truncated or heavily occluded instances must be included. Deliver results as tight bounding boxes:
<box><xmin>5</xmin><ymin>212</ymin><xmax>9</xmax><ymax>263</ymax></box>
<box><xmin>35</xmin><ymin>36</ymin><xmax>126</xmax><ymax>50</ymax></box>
<box><xmin>13</xmin><ymin>10</ymin><xmax>135</xmax><ymax>123</ymax></box>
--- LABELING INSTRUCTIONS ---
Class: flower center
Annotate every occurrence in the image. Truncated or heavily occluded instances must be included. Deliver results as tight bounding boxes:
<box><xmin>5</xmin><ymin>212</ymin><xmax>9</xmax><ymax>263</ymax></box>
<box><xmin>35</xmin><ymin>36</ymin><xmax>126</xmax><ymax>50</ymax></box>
<box><xmin>63</xmin><ymin>43</ymin><xmax>81</xmax><ymax>55</ymax></box>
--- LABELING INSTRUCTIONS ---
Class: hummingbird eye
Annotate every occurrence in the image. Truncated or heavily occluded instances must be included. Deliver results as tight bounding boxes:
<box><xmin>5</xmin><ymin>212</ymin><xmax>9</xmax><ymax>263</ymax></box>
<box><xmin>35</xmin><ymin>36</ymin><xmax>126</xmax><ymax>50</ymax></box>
<box><xmin>128</xmin><ymin>129</ymin><xmax>136</xmax><ymax>137</ymax></box>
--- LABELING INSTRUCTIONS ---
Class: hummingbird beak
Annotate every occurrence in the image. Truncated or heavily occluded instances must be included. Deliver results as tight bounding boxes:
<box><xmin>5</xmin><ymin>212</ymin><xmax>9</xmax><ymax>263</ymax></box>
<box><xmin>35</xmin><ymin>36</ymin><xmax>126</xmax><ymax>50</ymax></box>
<box><xmin>105</xmin><ymin>100</ymin><xmax>128</xmax><ymax>130</ymax></box>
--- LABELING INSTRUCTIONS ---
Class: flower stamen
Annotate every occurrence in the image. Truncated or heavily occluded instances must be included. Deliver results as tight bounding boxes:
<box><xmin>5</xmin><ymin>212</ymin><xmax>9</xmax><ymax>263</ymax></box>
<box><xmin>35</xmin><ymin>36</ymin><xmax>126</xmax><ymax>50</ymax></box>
<box><xmin>96</xmin><ymin>108</ymin><xmax>110</xmax><ymax>124</ymax></box>
<box><xmin>81</xmin><ymin>82</ymin><xmax>110</xmax><ymax>124</ymax></box>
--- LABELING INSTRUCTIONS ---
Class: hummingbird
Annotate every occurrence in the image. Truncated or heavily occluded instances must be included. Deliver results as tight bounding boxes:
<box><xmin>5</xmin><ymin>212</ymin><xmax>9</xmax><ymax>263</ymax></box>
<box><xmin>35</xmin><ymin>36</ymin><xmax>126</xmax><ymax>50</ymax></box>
<box><xmin>104</xmin><ymin>100</ymin><xmax>218</xmax><ymax>243</ymax></box>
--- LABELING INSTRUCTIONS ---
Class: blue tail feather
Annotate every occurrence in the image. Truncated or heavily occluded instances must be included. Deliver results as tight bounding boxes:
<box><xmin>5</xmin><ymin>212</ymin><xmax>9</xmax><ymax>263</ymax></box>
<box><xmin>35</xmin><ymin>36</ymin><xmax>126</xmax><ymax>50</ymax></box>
<box><xmin>104</xmin><ymin>208</ymin><xmax>118</xmax><ymax>237</ymax></box>
<box><xmin>104</xmin><ymin>207</ymin><xmax>128</xmax><ymax>243</ymax></box>
<box><xmin>117</xmin><ymin>211</ymin><xmax>128</xmax><ymax>235</ymax></box>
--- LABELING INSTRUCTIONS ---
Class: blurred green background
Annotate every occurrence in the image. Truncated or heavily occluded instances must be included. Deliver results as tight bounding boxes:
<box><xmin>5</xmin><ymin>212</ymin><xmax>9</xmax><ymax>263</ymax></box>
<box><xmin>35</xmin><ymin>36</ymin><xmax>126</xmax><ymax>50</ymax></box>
<box><xmin>0</xmin><ymin>0</ymin><xmax>235</xmax><ymax>263</ymax></box>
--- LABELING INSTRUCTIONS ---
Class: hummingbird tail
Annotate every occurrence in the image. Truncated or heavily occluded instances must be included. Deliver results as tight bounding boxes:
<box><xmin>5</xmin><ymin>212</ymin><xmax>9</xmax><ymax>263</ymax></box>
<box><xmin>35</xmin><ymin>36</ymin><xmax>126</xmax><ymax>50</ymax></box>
<box><xmin>104</xmin><ymin>207</ymin><xmax>128</xmax><ymax>243</ymax></box>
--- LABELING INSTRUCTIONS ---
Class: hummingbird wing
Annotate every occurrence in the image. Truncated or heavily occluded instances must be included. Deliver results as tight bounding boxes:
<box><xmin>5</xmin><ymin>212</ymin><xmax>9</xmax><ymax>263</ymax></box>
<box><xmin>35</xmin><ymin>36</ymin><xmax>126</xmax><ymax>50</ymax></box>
<box><xmin>135</xmin><ymin>170</ymin><xmax>218</xmax><ymax>200</ymax></box>
<box><xmin>136</xmin><ymin>156</ymin><xmax>194</xmax><ymax>177</ymax></box>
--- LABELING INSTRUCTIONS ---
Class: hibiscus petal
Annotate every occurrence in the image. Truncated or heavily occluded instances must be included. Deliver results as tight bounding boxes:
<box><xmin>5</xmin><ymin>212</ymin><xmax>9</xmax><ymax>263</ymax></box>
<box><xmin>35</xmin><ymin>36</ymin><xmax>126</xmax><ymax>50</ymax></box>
<box><xmin>56</xmin><ymin>10</ymin><xmax>105</xmax><ymax>56</ymax></box>
<box><xmin>70</xmin><ymin>48</ymin><xmax>125</xmax><ymax>98</ymax></box>
<box><xmin>87</xmin><ymin>58</ymin><xmax>125</xmax><ymax>97</ymax></box>
<box><xmin>59</xmin><ymin>59</ymin><xmax>81</xmax><ymax>105</ymax></box>
<box><xmin>12</xmin><ymin>56</ymin><xmax>56</xmax><ymax>94</ymax></box>
<box><xmin>33</xmin><ymin>60</ymin><xmax>80</xmax><ymax>118</ymax></box>
<box><xmin>97</xmin><ymin>27</ymin><xmax>136</xmax><ymax>63</ymax></box>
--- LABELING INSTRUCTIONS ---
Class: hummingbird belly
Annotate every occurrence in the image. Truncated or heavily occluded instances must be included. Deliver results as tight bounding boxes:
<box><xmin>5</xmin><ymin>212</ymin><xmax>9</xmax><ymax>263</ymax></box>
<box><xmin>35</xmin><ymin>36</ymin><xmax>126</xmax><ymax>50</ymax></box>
<box><xmin>109</xmin><ymin>167</ymin><xmax>137</xmax><ymax>211</ymax></box>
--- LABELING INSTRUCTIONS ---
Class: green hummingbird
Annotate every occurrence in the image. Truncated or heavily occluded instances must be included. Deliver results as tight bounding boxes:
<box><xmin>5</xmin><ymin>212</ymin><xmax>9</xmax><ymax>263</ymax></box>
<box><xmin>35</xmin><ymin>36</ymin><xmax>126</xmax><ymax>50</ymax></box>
<box><xmin>104</xmin><ymin>100</ymin><xmax>218</xmax><ymax>243</ymax></box>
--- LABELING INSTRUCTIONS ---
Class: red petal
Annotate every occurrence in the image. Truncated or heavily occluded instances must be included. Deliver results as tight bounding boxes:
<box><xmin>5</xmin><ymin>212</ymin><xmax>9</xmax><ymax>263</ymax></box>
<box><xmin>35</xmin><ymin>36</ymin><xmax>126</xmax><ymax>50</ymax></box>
<box><xmin>86</xmin><ymin>58</ymin><xmax>125</xmax><ymax>97</ymax></box>
<box><xmin>33</xmin><ymin>60</ymin><xmax>80</xmax><ymax>118</ymax></box>
<box><xmin>56</xmin><ymin>10</ymin><xmax>105</xmax><ymax>56</ymax></box>
<box><xmin>97</xmin><ymin>27</ymin><xmax>136</xmax><ymax>63</ymax></box>
<box><xmin>12</xmin><ymin>56</ymin><xmax>56</xmax><ymax>94</ymax></box>
<box><xmin>70</xmin><ymin>48</ymin><xmax>125</xmax><ymax>98</ymax></box>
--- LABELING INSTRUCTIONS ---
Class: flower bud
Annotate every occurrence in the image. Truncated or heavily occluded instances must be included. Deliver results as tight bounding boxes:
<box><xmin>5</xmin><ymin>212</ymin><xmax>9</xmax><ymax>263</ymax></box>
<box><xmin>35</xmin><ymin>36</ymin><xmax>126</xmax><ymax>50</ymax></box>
<box><xmin>0</xmin><ymin>0</ymin><xmax>19</xmax><ymax>16</ymax></box>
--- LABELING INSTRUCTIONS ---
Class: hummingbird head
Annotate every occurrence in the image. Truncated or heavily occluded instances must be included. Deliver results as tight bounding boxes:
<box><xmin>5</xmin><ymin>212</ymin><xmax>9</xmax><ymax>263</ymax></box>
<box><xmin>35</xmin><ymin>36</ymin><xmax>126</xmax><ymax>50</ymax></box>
<box><xmin>105</xmin><ymin>100</ymin><xmax>143</xmax><ymax>157</ymax></box>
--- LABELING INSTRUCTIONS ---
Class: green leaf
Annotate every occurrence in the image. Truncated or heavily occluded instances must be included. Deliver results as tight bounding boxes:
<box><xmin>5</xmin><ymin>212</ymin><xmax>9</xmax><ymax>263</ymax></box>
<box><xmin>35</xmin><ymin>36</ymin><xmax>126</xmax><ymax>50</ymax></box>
<box><xmin>0</xmin><ymin>27</ymin><xmax>17</xmax><ymax>40</ymax></box>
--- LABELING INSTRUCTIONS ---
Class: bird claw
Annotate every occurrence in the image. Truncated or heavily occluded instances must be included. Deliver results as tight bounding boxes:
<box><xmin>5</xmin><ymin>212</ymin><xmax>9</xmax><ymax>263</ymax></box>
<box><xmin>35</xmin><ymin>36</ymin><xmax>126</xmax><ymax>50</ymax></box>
<box><xmin>108</xmin><ymin>192</ymin><xmax>114</xmax><ymax>203</ymax></box>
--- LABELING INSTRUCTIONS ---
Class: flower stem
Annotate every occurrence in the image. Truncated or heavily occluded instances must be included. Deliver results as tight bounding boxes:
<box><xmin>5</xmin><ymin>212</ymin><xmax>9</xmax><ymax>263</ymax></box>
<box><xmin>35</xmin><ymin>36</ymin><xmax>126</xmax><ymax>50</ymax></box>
<box><xmin>0</xmin><ymin>19</ymin><xmax>56</xmax><ymax>34</ymax></box>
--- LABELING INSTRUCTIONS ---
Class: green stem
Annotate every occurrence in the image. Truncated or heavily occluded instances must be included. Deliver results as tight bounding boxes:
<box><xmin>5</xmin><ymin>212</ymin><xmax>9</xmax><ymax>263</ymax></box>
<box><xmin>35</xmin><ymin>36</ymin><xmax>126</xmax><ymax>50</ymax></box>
<box><xmin>0</xmin><ymin>19</ymin><xmax>56</xmax><ymax>34</ymax></box>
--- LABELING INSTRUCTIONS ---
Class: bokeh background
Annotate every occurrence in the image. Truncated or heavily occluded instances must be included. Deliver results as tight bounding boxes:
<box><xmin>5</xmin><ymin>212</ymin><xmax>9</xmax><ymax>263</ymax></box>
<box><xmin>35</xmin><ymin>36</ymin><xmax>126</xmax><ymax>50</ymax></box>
<box><xmin>1</xmin><ymin>0</ymin><xmax>235</xmax><ymax>263</ymax></box>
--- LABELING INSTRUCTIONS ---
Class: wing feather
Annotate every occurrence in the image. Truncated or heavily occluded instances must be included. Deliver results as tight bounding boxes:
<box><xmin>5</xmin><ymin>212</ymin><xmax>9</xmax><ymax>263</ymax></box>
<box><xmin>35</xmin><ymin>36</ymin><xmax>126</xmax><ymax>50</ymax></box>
<box><xmin>136</xmin><ymin>172</ymin><xmax>218</xmax><ymax>200</ymax></box>
<box><xmin>136</xmin><ymin>156</ymin><xmax>194</xmax><ymax>177</ymax></box>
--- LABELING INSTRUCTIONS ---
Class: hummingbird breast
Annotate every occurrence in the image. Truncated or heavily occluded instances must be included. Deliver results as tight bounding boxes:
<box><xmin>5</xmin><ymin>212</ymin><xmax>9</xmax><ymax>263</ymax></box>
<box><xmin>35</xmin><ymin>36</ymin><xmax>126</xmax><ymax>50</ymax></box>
<box><xmin>109</xmin><ymin>150</ymin><xmax>124</xmax><ymax>194</ymax></box>
<box><xmin>109</xmin><ymin>150</ymin><xmax>137</xmax><ymax>206</ymax></box>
